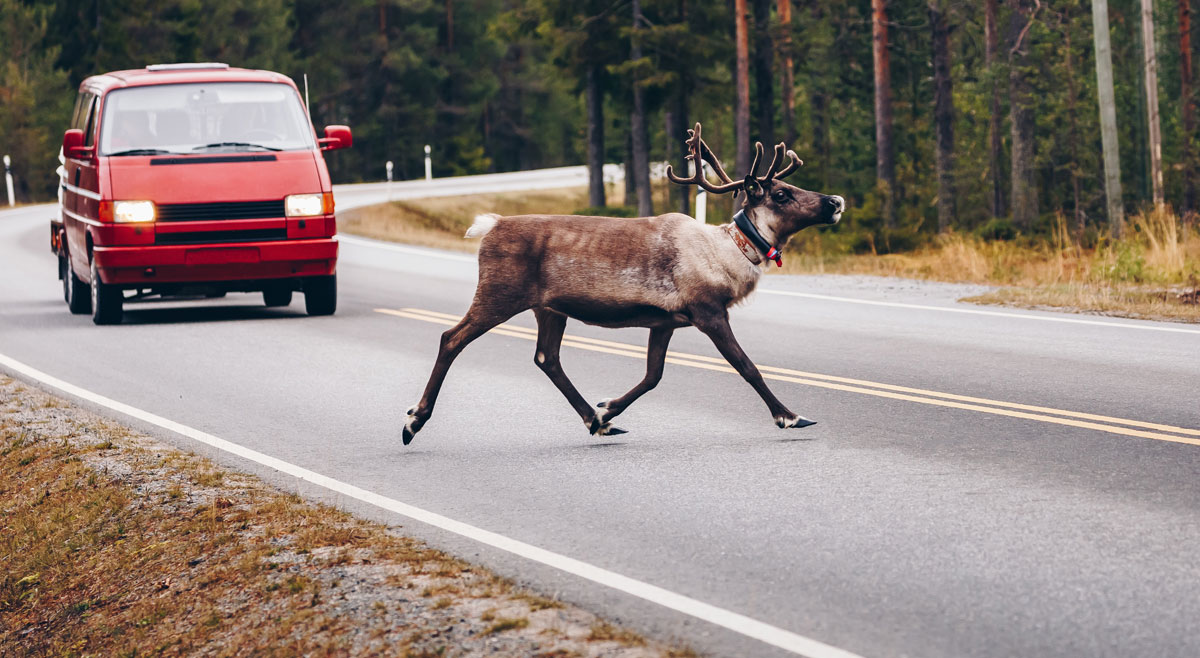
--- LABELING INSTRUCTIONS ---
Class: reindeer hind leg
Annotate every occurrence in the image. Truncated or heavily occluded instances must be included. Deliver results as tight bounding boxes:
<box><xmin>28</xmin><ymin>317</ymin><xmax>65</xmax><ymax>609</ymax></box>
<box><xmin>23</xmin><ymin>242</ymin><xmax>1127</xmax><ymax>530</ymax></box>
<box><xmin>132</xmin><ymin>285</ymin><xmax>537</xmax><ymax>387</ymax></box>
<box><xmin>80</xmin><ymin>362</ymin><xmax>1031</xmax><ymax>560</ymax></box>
<box><xmin>404</xmin><ymin>299</ymin><xmax>524</xmax><ymax>445</ymax></box>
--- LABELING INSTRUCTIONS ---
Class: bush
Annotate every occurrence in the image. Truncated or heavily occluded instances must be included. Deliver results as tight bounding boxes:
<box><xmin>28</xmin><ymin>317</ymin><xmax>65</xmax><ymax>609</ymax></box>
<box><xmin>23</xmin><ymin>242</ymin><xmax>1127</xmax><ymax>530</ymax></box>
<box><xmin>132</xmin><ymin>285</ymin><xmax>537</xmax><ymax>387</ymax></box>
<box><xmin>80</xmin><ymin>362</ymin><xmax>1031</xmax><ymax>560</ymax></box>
<box><xmin>976</xmin><ymin>218</ymin><xmax>1018</xmax><ymax>241</ymax></box>
<box><xmin>572</xmin><ymin>205</ymin><xmax>639</xmax><ymax>218</ymax></box>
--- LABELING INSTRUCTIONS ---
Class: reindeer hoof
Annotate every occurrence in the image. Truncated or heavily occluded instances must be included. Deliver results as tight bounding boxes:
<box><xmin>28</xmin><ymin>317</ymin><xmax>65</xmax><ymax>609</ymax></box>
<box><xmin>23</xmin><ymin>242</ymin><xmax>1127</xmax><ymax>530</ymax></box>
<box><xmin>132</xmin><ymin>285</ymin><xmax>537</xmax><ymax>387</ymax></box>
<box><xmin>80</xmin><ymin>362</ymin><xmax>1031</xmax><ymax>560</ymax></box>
<box><xmin>776</xmin><ymin>415</ymin><xmax>817</xmax><ymax>429</ymax></box>
<box><xmin>587</xmin><ymin>416</ymin><xmax>627</xmax><ymax>436</ymax></box>
<box><xmin>402</xmin><ymin>414</ymin><xmax>419</xmax><ymax>445</ymax></box>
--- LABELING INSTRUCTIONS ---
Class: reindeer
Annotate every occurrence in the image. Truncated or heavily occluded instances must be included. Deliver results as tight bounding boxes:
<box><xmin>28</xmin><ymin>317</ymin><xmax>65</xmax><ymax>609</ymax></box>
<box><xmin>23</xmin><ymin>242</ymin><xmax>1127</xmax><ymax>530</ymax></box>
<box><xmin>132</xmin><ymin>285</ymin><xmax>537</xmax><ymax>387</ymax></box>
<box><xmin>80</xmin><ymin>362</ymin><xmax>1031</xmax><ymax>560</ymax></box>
<box><xmin>401</xmin><ymin>122</ymin><xmax>844</xmax><ymax>445</ymax></box>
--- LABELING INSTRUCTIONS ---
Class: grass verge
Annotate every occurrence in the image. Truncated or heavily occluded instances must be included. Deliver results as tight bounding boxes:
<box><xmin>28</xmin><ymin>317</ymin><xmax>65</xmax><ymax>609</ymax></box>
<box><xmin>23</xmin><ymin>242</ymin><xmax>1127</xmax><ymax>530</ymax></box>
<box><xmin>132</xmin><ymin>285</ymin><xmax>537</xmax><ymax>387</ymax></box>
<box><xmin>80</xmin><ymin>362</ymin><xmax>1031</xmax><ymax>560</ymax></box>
<box><xmin>340</xmin><ymin>192</ymin><xmax>1198</xmax><ymax>323</ymax></box>
<box><xmin>0</xmin><ymin>375</ymin><xmax>695</xmax><ymax>657</ymax></box>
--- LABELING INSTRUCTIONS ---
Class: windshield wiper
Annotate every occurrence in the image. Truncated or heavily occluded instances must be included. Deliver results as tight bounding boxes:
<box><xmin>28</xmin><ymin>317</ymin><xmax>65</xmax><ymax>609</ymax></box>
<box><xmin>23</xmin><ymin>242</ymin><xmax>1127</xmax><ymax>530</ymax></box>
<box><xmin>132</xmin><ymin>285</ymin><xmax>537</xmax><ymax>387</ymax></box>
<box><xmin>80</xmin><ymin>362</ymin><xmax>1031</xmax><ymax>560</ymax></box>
<box><xmin>109</xmin><ymin>148</ymin><xmax>175</xmax><ymax>156</ymax></box>
<box><xmin>191</xmin><ymin>142</ymin><xmax>282</xmax><ymax>152</ymax></box>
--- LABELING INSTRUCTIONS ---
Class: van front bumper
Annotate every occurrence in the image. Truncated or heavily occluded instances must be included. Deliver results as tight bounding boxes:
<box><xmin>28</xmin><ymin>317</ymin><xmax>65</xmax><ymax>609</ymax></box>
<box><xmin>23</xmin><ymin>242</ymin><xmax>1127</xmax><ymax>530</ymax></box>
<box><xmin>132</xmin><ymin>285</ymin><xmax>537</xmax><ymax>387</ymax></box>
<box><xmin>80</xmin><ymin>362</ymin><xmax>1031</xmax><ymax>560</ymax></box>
<box><xmin>92</xmin><ymin>238</ymin><xmax>338</xmax><ymax>286</ymax></box>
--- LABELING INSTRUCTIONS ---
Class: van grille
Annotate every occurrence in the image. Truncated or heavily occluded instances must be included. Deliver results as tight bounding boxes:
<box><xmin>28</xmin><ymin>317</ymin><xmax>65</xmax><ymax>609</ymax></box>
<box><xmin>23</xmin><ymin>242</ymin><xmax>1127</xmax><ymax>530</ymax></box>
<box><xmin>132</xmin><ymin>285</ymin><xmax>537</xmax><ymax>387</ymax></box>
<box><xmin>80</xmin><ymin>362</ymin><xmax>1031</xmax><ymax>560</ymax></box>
<box><xmin>157</xmin><ymin>200</ymin><xmax>285</xmax><ymax>222</ymax></box>
<box><xmin>156</xmin><ymin>229</ymin><xmax>288</xmax><ymax>245</ymax></box>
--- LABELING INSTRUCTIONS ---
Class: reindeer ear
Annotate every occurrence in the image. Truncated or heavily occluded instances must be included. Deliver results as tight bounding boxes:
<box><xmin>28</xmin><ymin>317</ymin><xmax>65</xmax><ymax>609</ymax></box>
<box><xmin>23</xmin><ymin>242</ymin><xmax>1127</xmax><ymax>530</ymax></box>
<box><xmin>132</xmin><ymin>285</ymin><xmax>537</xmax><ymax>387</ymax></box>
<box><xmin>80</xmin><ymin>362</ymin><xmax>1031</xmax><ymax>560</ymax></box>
<box><xmin>743</xmin><ymin>175</ymin><xmax>764</xmax><ymax>201</ymax></box>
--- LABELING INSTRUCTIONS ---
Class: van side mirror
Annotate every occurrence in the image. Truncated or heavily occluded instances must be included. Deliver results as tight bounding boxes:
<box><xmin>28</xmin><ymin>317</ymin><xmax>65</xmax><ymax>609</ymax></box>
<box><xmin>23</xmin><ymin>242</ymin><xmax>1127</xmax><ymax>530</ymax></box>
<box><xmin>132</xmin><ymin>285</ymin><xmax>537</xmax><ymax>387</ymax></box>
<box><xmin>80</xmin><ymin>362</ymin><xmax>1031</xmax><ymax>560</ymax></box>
<box><xmin>63</xmin><ymin>129</ymin><xmax>94</xmax><ymax>160</ymax></box>
<box><xmin>319</xmin><ymin>125</ymin><xmax>352</xmax><ymax>151</ymax></box>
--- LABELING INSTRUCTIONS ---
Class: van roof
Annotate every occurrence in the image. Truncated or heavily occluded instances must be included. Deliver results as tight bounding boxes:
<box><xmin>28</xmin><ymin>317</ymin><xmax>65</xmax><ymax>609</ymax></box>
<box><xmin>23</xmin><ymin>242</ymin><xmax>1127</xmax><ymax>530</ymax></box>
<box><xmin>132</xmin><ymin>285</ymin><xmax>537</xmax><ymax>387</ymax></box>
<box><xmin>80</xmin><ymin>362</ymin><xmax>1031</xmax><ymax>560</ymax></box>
<box><xmin>80</xmin><ymin>65</ymin><xmax>296</xmax><ymax>94</ymax></box>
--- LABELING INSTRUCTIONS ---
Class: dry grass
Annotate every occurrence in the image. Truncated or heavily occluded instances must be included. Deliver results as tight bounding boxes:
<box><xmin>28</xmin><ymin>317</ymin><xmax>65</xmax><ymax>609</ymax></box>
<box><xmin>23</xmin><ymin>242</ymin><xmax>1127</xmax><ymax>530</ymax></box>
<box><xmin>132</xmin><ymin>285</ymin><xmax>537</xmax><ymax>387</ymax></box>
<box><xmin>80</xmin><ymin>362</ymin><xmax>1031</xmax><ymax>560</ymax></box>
<box><xmin>338</xmin><ymin>185</ymin><xmax>613</xmax><ymax>253</ymax></box>
<box><xmin>788</xmin><ymin>209</ymin><xmax>1199</xmax><ymax>322</ymax></box>
<box><xmin>0</xmin><ymin>376</ymin><xmax>691</xmax><ymax>657</ymax></box>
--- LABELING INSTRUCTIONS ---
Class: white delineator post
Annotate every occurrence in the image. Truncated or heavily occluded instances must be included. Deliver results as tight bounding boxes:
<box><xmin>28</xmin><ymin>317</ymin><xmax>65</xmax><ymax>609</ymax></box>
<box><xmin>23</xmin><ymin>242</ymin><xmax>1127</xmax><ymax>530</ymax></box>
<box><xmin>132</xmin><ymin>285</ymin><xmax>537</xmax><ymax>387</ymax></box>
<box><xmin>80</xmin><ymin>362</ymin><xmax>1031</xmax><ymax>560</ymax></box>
<box><xmin>694</xmin><ymin>160</ymin><xmax>707</xmax><ymax>223</ymax></box>
<box><xmin>424</xmin><ymin>145</ymin><xmax>432</xmax><ymax>181</ymax></box>
<box><xmin>4</xmin><ymin>155</ymin><xmax>14</xmax><ymax>208</ymax></box>
<box><xmin>386</xmin><ymin>160</ymin><xmax>394</xmax><ymax>201</ymax></box>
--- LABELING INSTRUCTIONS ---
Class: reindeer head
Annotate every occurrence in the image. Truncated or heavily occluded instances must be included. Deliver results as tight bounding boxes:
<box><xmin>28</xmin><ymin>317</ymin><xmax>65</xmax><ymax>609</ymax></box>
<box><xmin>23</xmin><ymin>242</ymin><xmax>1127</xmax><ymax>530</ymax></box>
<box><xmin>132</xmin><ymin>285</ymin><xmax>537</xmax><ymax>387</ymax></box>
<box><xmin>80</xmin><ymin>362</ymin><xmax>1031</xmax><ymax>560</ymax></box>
<box><xmin>666</xmin><ymin>123</ymin><xmax>844</xmax><ymax>248</ymax></box>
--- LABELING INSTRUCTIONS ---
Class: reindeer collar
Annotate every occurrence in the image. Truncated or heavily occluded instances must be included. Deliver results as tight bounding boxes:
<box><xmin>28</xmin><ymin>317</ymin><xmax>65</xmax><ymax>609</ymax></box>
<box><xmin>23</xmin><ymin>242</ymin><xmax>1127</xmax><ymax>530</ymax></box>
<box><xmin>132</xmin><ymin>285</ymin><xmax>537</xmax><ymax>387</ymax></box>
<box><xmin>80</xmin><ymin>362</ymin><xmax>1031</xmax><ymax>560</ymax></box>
<box><xmin>725</xmin><ymin>209</ymin><xmax>781</xmax><ymax>267</ymax></box>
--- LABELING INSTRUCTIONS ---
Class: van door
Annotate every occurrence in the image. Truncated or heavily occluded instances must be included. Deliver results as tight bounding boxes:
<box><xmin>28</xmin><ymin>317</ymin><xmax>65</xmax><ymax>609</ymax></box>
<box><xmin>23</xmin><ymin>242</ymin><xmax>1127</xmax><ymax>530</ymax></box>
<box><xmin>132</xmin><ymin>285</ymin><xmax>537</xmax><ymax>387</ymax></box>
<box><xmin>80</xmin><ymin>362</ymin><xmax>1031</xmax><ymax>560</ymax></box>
<box><xmin>66</xmin><ymin>93</ymin><xmax>99</xmax><ymax>279</ymax></box>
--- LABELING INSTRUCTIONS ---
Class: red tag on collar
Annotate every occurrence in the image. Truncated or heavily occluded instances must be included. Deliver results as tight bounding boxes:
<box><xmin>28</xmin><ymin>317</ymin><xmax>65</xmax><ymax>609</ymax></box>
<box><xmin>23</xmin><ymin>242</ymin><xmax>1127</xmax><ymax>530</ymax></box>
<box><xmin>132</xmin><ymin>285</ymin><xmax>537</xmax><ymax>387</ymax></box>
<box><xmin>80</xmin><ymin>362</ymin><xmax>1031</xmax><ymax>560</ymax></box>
<box><xmin>766</xmin><ymin>247</ymin><xmax>782</xmax><ymax>267</ymax></box>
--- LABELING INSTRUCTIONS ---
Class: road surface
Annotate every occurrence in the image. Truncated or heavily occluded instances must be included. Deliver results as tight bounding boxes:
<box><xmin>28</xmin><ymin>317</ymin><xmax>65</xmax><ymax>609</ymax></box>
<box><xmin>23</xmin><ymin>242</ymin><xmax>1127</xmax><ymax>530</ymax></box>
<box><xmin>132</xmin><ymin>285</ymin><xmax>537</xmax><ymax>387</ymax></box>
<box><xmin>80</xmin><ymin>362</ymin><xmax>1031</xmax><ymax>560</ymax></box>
<box><xmin>2</xmin><ymin>177</ymin><xmax>1199</xmax><ymax>658</ymax></box>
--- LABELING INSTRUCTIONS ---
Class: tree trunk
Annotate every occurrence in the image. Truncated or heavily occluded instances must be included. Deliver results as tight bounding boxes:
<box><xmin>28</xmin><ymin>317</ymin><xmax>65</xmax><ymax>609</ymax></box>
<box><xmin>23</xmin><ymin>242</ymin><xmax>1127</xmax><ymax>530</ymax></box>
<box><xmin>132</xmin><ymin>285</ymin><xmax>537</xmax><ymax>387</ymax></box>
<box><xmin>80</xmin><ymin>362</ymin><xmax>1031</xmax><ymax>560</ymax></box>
<box><xmin>1142</xmin><ymin>0</ymin><xmax>1164</xmax><ymax>209</ymax></box>
<box><xmin>445</xmin><ymin>0</ymin><xmax>454</xmax><ymax>51</ymax></box>
<box><xmin>1182</xmin><ymin>0</ymin><xmax>1195</xmax><ymax>213</ymax></box>
<box><xmin>808</xmin><ymin>1</ymin><xmax>830</xmax><ymax>189</ymax></box>
<box><xmin>872</xmin><ymin>0</ymin><xmax>895</xmax><ymax>228</ymax></box>
<box><xmin>753</xmin><ymin>0</ymin><xmax>774</xmax><ymax>150</ymax></box>
<box><xmin>624</xmin><ymin>130</ymin><xmax>637</xmax><ymax>207</ymax></box>
<box><xmin>1065</xmin><ymin>26</ymin><xmax>1084</xmax><ymax>238</ymax></box>
<box><xmin>778</xmin><ymin>0</ymin><xmax>795</xmax><ymax>145</ymax></box>
<box><xmin>585</xmin><ymin>65</ymin><xmax>606</xmax><ymax>208</ymax></box>
<box><xmin>735</xmin><ymin>0</ymin><xmax>751</xmax><ymax>176</ymax></box>
<box><xmin>986</xmin><ymin>0</ymin><xmax>1004</xmax><ymax>218</ymax></box>
<box><xmin>1092</xmin><ymin>0</ymin><xmax>1125</xmax><ymax>236</ymax></box>
<box><xmin>930</xmin><ymin>0</ymin><xmax>955</xmax><ymax>233</ymax></box>
<box><xmin>674</xmin><ymin>87</ymin><xmax>691</xmax><ymax>215</ymax></box>
<box><xmin>1007</xmin><ymin>0</ymin><xmax>1037</xmax><ymax>230</ymax></box>
<box><xmin>630</xmin><ymin>0</ymin><xmax>652</xmax><ymax>216</ymax></box>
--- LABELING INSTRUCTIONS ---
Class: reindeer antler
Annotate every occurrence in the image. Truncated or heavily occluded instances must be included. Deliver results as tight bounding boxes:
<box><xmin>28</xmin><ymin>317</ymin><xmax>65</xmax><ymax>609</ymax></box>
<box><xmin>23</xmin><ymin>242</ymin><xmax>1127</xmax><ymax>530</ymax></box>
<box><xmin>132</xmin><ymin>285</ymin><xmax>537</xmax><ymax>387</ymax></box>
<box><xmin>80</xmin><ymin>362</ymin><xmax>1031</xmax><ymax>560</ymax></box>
<box><xmin>665</xmin><ymin>123</ymin><xmax>744</xmax><ymax>195</ymax></box>
<box><xmin>666</xmin><ymin>123</ymin><xmax>804</xmax><ymax>196</ymax></box>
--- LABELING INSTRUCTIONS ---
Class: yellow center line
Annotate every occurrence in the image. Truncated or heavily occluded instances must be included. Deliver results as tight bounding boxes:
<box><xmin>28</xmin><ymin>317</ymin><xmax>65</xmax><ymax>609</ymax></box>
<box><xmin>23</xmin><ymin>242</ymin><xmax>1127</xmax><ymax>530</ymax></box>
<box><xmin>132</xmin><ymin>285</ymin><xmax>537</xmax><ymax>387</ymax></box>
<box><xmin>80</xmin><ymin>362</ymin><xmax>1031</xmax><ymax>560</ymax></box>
<box><xmin>377</xmin><ymin>307</ymin><xmax>1200</xmax><ymax>447</ymax></box>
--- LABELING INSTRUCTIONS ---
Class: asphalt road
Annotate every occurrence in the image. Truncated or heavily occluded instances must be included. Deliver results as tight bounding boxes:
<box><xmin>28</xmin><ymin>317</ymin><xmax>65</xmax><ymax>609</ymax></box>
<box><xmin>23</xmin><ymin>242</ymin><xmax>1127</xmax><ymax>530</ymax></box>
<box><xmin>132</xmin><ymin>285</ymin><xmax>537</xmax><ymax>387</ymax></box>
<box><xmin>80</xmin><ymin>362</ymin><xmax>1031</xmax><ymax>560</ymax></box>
<box><xmin>3</xmin><ymin>184</ymin><xmax>1200</xmax><ymax>658</ymax></box>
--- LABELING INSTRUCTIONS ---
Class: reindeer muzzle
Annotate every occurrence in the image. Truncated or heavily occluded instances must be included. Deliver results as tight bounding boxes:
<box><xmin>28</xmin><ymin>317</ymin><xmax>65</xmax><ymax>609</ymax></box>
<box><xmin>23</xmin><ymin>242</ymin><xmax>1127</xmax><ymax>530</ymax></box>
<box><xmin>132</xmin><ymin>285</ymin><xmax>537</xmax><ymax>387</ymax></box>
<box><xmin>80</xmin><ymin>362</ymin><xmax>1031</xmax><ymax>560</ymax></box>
<box><xmin>822</xmin><ymin>195</ymin><xmax>845</xmax><ymax>224</ymax></box>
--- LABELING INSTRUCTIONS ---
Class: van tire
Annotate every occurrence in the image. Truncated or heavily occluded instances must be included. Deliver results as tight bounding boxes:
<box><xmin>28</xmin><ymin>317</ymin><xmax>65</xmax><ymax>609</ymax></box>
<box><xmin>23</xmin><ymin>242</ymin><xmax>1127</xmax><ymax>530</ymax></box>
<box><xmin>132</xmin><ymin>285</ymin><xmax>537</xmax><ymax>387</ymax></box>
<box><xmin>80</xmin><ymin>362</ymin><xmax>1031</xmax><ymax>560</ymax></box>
<box><xmin>65</xmin><ymin>258</ymin><xmax>92</xmax><ymax>315</ymax></box>
<box><xmin>59</xmin><ymin>256</ymin><xmax>69</xmax><ymax>302</ymax></box>
<box><xmin>304</xmin><ymin>275</ymin><xmax>336</xmax><ymax>316</ymax></box>
<box><xmin>263</xmin><ymin>286</ymin><xmax>293</xmax><ymax>307</ymax></box>
<box><xmin>90</xmin><ymin>259</ymin><xmax>123</xmax><ymax>325</ymax></box>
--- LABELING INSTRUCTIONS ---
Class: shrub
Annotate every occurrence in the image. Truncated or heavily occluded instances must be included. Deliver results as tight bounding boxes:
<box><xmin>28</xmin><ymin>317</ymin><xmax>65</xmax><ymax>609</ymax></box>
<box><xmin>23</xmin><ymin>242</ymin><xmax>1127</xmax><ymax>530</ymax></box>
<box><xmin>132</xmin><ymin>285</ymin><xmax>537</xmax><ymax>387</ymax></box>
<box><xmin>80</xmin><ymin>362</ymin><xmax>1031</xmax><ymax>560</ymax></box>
<box><xmin>976</xmin><ymin>218</ymin><xmax>1018</xmax><ymax>241</ymax></box>
<box><xmin>572</xmin><ymin>205</ymin><xmax>639</xmax><ymax>218</ymax></box>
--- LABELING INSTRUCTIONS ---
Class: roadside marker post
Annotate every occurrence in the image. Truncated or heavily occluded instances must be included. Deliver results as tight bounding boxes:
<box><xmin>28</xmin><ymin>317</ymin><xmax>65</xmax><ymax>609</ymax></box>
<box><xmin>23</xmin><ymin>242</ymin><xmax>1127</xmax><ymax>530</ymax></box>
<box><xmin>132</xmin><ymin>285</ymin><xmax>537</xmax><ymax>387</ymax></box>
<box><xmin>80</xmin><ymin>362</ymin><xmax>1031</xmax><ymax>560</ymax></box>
<box><xmin>386</xmin><ymin>160</ymin><xmax>393</xmax><ymax>200</ymax></box>
<box><xmin>4</xmin><ymin>155</ymin><xmax>13</xmax><ymax>207</ymax></box>
<box><xmin>694</xmin><ymin>160</ymin><xmax>707</xmax><ymax>223</ymax></box>
<box><xmin>424</xmin><ymin>145</ymin><xmax>432</xmax><ymax>181</ymax></box>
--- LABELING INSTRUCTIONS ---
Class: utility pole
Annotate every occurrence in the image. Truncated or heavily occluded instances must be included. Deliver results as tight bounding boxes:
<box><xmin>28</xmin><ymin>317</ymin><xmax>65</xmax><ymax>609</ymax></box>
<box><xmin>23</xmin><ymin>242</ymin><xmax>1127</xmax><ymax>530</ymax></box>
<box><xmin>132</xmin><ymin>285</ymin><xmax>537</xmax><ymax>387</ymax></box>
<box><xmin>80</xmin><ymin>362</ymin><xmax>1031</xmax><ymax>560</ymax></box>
<box><xmin>1092</xmin><ymin>0</ymin><xmax>1125</xmax><ymax>236</ymax></box>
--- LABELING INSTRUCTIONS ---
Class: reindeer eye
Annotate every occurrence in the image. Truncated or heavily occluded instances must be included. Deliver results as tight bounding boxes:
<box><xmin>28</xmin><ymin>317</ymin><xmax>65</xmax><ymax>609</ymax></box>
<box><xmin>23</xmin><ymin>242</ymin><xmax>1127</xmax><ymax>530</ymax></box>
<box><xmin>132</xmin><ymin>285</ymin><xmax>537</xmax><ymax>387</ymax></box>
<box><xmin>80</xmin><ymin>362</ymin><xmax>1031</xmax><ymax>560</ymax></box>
<box><xmin>771</xmin><ymin>191</ymin><xmax>790</xmax><ymax>204</ymax></box>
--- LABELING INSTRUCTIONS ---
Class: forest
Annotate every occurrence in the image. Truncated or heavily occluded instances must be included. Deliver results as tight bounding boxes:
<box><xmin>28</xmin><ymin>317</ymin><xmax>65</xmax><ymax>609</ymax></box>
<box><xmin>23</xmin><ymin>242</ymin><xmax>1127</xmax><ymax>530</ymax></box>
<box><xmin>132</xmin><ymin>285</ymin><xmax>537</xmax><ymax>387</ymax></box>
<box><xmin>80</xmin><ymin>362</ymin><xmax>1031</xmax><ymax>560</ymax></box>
<box><xmin>2</xmin><ymin>0</ymin><xmax>1197</xmax><ymax>251</ymax></box>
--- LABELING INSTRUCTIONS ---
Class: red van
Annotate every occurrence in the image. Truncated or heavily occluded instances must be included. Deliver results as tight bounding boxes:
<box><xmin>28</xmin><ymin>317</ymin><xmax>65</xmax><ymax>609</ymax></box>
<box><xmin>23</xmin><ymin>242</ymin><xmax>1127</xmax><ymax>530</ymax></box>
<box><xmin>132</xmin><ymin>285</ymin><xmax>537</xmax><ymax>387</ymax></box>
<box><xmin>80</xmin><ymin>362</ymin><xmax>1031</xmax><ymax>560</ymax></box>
<box><xmin>50</xmin><ymin>63</ymin><xmax>350</xmax><ymax>324</ymax></box>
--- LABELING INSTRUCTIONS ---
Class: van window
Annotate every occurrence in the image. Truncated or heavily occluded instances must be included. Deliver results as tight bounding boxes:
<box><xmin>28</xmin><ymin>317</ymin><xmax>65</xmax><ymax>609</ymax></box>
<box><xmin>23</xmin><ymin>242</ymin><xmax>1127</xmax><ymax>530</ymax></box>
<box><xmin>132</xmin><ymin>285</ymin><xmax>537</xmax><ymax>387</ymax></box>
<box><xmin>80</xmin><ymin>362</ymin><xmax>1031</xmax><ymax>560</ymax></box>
<box><xmin>83</xmin><ymin>96</ymin><xmax>99</xmax><ymax>146</ymax></box>
<box><xmin>98</xmin><ymin>82</ymin><xmax>314</xmax><ymax>156</ymax></box>
<box><xmin>70</xmin><ymin>94</ymin><xmax>84</xmax><ymax>131</ymax></box>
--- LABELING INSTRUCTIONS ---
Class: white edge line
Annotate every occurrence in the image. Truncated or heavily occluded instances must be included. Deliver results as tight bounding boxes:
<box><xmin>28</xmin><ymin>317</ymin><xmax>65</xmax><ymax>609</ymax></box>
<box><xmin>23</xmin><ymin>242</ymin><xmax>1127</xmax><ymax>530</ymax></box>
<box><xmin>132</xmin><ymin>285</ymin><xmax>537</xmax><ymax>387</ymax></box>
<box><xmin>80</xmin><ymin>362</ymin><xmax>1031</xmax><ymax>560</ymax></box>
<box><xmin>758</xmin><ymin>290</ymin><xmax>1200</xmax><ymax>335</ymax></box>
<box><xmin>0</xmin><ymin>351</ymin><xmax>862</xmax><ymax>658</ymax></box>
<box><xmin>336</xmin><ymin>232</ymin><xmax>1198</xmax><ymax>334</ymax></box>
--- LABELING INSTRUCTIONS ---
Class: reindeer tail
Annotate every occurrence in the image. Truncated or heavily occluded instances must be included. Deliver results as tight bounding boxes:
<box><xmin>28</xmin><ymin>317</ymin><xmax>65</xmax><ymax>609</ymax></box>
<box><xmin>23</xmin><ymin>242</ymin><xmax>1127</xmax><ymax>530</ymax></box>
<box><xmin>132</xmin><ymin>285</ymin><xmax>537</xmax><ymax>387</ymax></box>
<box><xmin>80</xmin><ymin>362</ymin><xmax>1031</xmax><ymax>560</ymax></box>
<box><xmin>464</xmin><ymin>213</ymin><xmax>500</xmax><ymax>239</ymax></box>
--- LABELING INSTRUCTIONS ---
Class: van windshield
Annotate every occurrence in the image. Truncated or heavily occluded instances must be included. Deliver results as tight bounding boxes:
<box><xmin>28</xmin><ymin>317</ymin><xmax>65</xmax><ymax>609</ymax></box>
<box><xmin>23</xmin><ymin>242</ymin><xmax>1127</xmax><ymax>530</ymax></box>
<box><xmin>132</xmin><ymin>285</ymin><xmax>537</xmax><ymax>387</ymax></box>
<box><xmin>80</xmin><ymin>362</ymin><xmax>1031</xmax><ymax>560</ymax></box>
<box><xmin>99</xmin><ymin>82</ymin><xmax>315</xmax><ymax>155</ymax></box>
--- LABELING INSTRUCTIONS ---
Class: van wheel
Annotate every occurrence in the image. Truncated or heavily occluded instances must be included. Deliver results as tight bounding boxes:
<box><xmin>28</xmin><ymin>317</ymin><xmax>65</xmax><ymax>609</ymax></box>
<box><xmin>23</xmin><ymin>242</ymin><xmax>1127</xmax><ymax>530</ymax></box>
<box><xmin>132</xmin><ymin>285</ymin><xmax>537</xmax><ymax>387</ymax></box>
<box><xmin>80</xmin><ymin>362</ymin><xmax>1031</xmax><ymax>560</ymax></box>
<box><xmin>90</xmin><ymin>259</ymin><xmax>123</xmax><ymax>325</ymax></box>
<box><xmin>304</xmin><ymin>275</ymin><xmax>336</xmax><ymax>316</ymax></box>
<box><xmin>65</xmin><ymin>258</ymin><xmax>91</xmax><ymax>314</ymax></box>
<box><xmin>263</xmin><ymin>286</ymin><xmax>293</xmax><ymax>307</ymax></box>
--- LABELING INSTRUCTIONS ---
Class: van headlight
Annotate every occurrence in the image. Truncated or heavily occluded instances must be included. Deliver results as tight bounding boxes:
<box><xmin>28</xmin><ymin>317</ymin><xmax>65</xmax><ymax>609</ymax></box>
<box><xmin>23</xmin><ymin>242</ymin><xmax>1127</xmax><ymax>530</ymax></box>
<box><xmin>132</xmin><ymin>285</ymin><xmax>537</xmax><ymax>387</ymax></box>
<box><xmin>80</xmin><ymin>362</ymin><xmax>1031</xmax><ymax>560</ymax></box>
<box><xmin>285</xmin><ymin>193</ymin><xmax>326</xmax><ymax>217</ymax></box>
<box><xmin>113</xmin><ymin>200</ymin><xmax>156</xmax><ymax>223</ymax></box>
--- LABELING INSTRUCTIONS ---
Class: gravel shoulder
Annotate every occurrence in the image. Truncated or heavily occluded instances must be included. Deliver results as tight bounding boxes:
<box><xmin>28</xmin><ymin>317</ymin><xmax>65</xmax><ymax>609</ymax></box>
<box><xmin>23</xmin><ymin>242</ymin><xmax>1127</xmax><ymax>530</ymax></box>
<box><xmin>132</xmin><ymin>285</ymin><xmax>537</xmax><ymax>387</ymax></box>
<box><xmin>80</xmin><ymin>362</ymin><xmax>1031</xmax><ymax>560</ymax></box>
<box><xmin>0</xmin><ymin>375</ymin><xmax>695</xmax><ymax>657</ymax></box>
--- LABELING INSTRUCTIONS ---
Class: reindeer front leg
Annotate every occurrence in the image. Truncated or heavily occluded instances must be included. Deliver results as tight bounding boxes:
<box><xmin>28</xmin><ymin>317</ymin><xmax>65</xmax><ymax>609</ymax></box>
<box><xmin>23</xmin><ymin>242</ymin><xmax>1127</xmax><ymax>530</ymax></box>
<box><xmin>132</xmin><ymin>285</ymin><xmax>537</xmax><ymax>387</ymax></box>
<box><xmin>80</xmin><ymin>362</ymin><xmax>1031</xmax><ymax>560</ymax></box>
<box><xmin>690</xmin><ymin>308</ymin><xmax>816</xmax><ymax>429</ymax></box>
<box><xmin>533</xmin><ymin>309</ymin><xmax>627</xmax><ymax>436</ymax></box>
<box><xmin>596</xmin><ymin>326</ymin><xmax>674</xmax><ymax>422</ymax></box>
